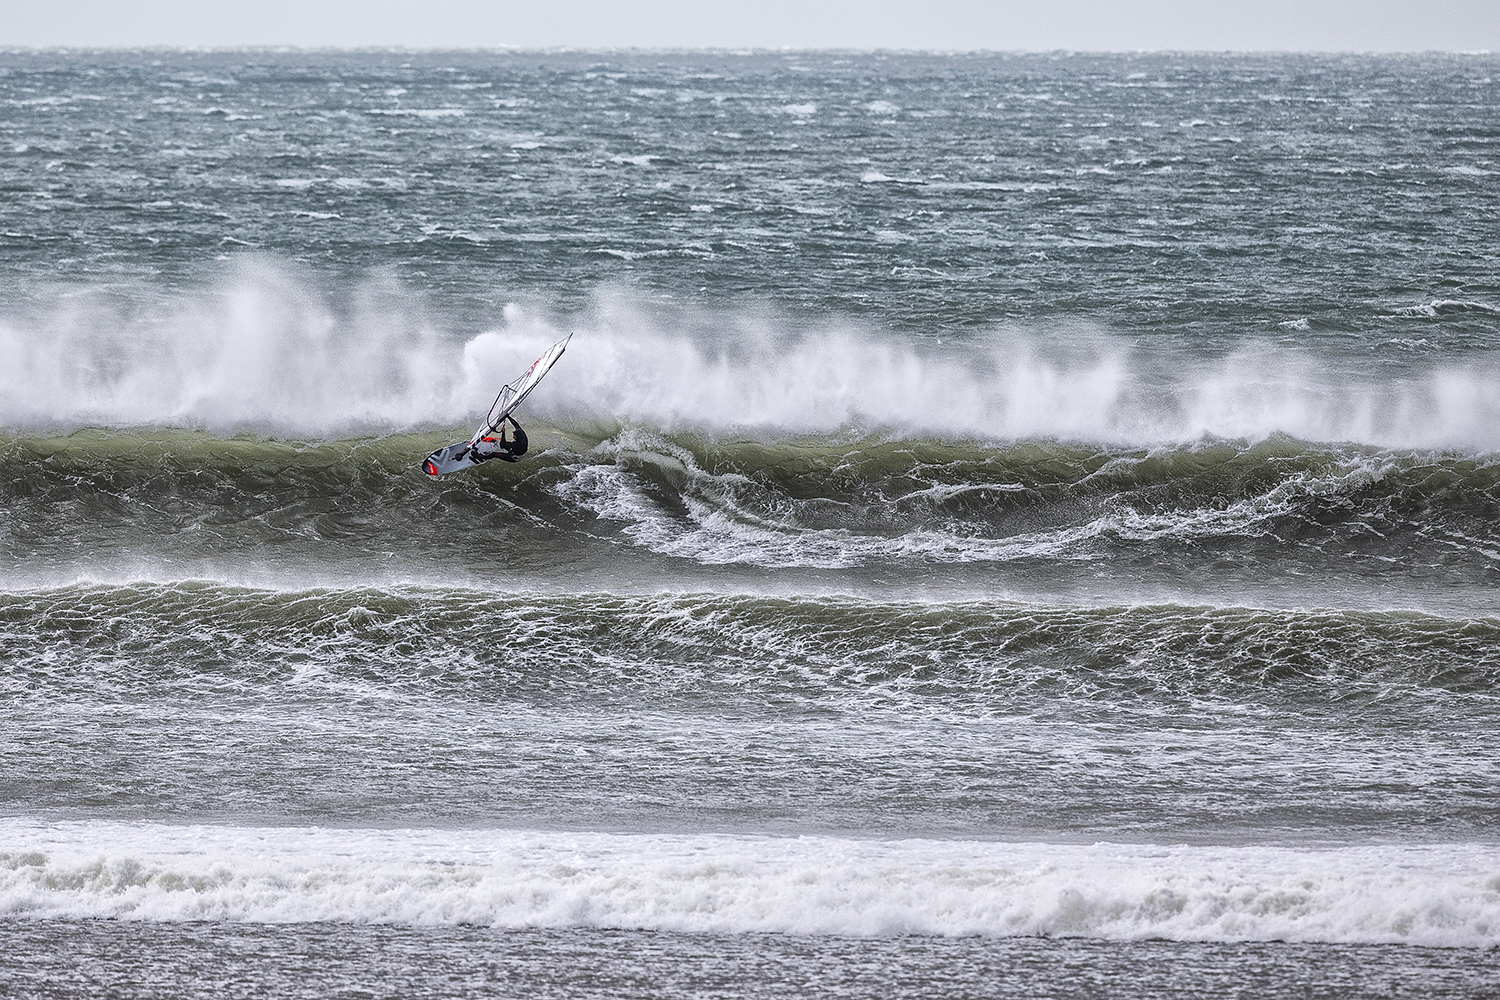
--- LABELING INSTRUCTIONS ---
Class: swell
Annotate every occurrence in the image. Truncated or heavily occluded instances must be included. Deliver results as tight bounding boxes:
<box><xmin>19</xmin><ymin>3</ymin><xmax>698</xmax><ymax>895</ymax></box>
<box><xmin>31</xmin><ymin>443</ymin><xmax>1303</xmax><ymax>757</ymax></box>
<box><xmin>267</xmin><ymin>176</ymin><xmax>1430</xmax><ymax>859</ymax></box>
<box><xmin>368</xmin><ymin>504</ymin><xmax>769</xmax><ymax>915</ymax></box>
<box><xmin>2</xmin><ymin>583</ymin><xmax>1496</xmax><ymax>711</ymax></box>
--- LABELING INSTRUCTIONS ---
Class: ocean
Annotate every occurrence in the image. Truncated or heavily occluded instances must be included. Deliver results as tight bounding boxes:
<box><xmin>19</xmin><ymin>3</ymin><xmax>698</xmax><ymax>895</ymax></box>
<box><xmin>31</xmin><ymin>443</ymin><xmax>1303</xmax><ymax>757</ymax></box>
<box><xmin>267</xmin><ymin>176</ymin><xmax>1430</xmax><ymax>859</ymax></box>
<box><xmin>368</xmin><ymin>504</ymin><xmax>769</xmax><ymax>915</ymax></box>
<box><xmin>1</xmin><ymin>49</ymin><xmax>1498</xmax><ymax>997</ymax></box>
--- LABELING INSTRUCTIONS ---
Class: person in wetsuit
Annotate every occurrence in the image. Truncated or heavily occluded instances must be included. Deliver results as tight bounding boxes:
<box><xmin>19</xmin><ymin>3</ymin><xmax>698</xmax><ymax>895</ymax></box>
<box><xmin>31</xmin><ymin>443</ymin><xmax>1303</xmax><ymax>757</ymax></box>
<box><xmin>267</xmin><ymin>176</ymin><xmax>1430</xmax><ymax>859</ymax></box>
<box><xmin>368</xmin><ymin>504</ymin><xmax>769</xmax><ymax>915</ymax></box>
<box><xmin>468</xmin><ymin>415</ymin><xmax>528</xmax><ymax>463</ymax></box>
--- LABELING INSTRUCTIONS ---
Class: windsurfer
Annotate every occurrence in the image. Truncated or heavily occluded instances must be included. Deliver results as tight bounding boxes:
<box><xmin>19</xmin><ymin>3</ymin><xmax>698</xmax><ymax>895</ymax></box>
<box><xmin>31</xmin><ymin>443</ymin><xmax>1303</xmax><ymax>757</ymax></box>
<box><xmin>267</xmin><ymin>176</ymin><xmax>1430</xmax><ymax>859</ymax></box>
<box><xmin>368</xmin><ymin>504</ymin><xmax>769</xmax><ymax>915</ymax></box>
<box><xmin>468</xmin><ymin>415</ymin><xmax>528</xmax><ymax>463</ymax></box>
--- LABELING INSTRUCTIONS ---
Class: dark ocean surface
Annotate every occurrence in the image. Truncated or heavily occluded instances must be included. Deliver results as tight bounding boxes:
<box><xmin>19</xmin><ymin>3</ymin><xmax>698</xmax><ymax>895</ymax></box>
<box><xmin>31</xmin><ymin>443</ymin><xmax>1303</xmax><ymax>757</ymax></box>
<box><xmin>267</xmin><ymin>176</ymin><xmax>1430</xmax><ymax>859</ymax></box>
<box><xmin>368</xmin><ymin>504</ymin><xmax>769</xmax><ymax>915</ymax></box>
<box><xmin>1</xmin><ymin>49</ymin><xmax>1498</xmax><ymax>996</ymax></box>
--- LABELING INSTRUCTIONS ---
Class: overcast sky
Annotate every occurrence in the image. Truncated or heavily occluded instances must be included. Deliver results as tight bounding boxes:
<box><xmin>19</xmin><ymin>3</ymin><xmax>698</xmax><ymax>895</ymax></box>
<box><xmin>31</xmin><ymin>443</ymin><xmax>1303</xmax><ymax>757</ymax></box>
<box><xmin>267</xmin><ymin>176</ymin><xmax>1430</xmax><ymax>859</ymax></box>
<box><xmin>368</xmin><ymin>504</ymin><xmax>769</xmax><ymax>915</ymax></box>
<box><xmin>3</xmin><ymin>0</ymin><xmax>1497</xmax><ymax>51</ymax></box>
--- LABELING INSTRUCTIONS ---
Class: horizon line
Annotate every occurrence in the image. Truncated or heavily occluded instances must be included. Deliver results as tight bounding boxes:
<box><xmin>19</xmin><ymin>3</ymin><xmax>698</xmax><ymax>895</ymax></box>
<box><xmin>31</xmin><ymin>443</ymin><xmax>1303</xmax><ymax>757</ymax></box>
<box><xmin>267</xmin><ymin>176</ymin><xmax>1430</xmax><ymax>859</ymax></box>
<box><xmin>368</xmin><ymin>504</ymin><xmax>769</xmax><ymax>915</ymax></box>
<box><xmin>1</xmin><ymin>44</ymin><xmax>1495</xmax><ymax>57</ymax></box>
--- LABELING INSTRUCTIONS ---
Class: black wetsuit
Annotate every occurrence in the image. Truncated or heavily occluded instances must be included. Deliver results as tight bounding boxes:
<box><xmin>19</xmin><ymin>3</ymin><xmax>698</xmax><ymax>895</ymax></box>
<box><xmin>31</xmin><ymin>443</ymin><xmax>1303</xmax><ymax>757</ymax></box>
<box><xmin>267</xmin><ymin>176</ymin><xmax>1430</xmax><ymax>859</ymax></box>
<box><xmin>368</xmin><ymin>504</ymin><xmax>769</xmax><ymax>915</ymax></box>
<box><xmin>470</xmin><ymin>416</ymin><xmax>528</xmax><ymax>463</ymax></box>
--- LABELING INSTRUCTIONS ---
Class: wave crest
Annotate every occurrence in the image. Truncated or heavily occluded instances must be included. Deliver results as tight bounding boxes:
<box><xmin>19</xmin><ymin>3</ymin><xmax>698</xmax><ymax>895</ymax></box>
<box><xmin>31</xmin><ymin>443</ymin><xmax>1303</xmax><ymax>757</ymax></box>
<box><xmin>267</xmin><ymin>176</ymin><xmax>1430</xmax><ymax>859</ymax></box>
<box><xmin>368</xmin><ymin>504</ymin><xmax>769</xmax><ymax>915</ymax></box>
<box><xmin>3</xmin><ymin>265</ymin><xmax>1499</xmax><ymax>450</ymax></box>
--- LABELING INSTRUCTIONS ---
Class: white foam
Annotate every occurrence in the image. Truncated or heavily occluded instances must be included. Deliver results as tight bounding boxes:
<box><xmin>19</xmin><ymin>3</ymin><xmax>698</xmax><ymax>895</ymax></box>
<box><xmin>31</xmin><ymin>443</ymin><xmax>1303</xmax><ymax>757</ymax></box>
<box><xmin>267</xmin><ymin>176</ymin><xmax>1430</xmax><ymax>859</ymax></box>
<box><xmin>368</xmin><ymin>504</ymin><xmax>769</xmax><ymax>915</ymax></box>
<box><xmin>2</xmin><ymin>264</ymin><xmax>1499</xmax><ymax>451</ymax></box>
<box><xmin>551</xmin><ymin>434</ymin><xmax>1405</xmax><ymax>569</ymax></box>
<box><xmin>1</xmin><ymin>820</ymin><xmax>1496</xmax><ymax>946</ymax></box>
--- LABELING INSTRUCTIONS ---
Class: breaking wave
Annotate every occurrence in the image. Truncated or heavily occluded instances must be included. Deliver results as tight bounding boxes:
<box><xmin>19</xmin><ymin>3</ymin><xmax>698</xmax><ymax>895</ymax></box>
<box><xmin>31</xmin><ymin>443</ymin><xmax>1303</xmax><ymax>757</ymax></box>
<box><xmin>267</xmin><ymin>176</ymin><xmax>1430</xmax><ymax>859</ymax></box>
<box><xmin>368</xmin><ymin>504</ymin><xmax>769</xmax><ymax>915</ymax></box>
<box><xmin>2</xmin><ymin>264</ymin><xmax>1499</xmax><ymax>450</ymax></box>
<box><xmin>6</xmin><ymin>429</ymin><xmax>1498</xmax><ymax>588</ymax></box>
<box><xmin>2</xmin><ymin>821</ymin><xmax>1497</xmax><ymax>947</ymax></box>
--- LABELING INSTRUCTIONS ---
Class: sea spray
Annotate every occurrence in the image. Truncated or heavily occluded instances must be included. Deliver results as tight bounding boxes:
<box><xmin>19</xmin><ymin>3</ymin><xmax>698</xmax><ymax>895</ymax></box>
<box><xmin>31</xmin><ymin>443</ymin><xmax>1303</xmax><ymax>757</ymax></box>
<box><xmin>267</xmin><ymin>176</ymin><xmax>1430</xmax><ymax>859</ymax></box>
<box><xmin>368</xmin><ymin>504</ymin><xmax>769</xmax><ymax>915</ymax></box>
<box><xmin>3</xmin><ymin>268</ymin><xmax>1499</xmax><ymax>449</ymax></box>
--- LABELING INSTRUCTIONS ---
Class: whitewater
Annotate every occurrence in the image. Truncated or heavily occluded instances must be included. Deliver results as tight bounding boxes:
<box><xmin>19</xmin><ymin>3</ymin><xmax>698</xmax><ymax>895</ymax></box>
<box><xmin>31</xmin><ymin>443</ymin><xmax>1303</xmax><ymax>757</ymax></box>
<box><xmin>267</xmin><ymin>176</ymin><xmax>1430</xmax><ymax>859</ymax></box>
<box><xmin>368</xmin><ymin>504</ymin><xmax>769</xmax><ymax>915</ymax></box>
<box><xmin>5</xmin><ymin>821</ymin><xmax>1499</xmax><ymax>947</ymax></box>
<box><xmin>2</xmin><ymin>48</ymin><xmax>1498</xmax><ymax>999</ymax></box>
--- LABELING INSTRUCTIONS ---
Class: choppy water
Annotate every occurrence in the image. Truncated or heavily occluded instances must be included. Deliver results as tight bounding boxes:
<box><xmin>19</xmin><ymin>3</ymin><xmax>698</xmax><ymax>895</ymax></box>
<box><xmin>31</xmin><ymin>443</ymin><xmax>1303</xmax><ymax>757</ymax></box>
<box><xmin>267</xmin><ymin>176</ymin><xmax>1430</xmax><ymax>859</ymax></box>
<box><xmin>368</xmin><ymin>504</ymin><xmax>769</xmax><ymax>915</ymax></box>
<box><xmin>2</xmin><ymin>49</ymin><xmax>1499</xmax><ymax>997</ymax></box>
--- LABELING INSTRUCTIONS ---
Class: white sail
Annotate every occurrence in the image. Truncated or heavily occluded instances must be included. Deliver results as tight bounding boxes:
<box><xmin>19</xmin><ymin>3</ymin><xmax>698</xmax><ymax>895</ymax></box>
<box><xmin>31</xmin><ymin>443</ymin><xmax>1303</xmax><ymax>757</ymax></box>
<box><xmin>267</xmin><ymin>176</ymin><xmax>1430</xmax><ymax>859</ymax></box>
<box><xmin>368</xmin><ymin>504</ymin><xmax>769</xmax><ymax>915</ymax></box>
<box><xmin>470</xmin><ymin>334</ymin><xmax>571</xmax><ymax>443</ymax></box>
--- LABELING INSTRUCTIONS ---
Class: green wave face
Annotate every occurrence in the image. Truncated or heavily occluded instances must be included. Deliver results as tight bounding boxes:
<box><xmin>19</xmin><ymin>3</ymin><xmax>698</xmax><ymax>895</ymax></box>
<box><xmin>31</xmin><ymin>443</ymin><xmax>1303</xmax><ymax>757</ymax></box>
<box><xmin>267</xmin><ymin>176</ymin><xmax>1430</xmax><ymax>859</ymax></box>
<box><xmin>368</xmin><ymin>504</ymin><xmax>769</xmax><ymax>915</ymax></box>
<box><xmin>4</xmin><ymin>429</ymin><xmax>1498</xmax><ymax>612</ymax></box>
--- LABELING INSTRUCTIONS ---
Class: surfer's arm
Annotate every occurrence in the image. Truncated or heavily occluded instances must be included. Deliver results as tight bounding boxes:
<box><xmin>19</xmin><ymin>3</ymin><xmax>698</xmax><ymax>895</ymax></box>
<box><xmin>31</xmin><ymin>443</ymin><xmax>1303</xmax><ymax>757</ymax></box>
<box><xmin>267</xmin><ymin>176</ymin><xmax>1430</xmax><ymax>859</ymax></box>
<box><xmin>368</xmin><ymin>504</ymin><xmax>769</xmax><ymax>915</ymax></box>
<box><xmin>501</xmin><ymin>416</ymin><xmax>528</xmax><ymax>460</ymax></box>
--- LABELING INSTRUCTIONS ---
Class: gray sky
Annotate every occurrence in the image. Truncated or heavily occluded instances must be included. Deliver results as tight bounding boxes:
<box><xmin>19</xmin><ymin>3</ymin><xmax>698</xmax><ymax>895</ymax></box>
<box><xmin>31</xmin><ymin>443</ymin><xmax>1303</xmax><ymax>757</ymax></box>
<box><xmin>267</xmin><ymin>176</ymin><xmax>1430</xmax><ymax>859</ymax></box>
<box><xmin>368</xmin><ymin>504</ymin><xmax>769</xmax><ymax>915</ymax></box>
<box><xmin>4</xmin><ymin>0</ymin><xmax>1498</xmax><ymax>51</ymax></box>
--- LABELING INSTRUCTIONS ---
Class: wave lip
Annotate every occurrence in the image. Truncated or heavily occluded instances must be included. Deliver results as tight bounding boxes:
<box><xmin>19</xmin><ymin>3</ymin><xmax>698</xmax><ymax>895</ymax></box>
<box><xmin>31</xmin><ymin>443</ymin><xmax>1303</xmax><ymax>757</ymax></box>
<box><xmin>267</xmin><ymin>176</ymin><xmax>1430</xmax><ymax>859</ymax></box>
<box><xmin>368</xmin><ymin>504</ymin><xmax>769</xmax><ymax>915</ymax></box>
<box><xmin>1</xmin><ymin>821</ymin><xmax>1497</xmax><ymax>947</ymax></box>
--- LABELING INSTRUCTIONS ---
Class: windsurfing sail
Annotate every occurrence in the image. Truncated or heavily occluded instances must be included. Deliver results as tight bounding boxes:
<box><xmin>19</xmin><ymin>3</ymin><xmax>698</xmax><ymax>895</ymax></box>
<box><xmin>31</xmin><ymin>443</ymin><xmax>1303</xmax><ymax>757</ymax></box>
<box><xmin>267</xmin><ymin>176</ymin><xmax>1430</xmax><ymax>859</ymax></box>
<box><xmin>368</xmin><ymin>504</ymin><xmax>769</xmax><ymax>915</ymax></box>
<box><xmin>469</xmin><ymin>334</ymin><xmax>572</xmax><ymax>445</ymax></box>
